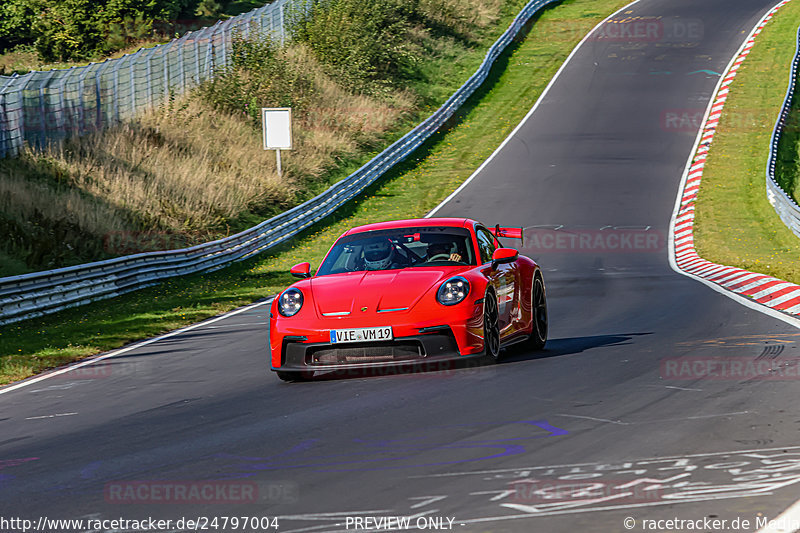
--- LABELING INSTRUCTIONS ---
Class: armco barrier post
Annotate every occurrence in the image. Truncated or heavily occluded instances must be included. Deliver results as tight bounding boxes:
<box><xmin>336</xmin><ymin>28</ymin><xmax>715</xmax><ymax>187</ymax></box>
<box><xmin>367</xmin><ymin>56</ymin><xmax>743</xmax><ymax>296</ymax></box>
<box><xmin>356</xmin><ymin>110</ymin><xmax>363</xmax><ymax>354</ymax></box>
<box><xmin>129</xmin><ymin>57</ymin><xmax>136</xmax><ymax>112</ymax></box>
<box><xmin>0</xmin><ymin>75</ymin><xmax>16</xmax><ymax>157</ymax></box>
<box><xmin>77</xmin><ymin>65</ymin><xmax>92</xmax><ymax>133</ymax></box>
<box><xmin>145</xmin><ymin>48</ymin><xmax>154</xmax><ymax>107</ymax></box>
<box><xmin>38</xmin><ymin>71</ymin><xmax>57</xmax><ymax>147</ymax></box>
<box><xmin>94</xmin><ymin>61</ymin><xmax>110</xmax><ymax>130</ymax></box>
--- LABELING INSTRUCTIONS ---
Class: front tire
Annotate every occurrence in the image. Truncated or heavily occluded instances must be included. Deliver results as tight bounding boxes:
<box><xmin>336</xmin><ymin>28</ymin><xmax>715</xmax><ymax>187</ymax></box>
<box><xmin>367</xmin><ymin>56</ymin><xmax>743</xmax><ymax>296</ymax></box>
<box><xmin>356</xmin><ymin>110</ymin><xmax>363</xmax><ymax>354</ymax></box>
<box><xmin>482</xmin><ymin>291</ymin><xmax>501</xmax><ymax>363</ymax></box>
<box><xmin>528</xmin><ymin>274</ymin><xmax>548</xmax><ymax>349</ymax></box>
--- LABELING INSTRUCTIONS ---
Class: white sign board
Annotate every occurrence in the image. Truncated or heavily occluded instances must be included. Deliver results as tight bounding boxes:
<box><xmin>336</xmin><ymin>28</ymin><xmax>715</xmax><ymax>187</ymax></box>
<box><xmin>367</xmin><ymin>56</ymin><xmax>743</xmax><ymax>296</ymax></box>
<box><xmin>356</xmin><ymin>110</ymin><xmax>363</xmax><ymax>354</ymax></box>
<box><xmin>262</xmin><ymin>108</ymin><xmax>292</xmax><ymax>150</ymax></box>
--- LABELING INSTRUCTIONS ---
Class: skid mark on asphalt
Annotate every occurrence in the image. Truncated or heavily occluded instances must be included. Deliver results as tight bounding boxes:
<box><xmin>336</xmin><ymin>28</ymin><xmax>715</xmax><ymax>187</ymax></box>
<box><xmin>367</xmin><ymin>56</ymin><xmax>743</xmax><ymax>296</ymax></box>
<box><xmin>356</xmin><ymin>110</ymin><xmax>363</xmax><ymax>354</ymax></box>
<box><xmin>676</xmin><ymin>333</ymin><xmax>800</xmax><ymax>348</ymax></box>
<box><xmin>0</xmin><ymin>458</ymin><xmax>39</xmax><ymax>470</ymax></box>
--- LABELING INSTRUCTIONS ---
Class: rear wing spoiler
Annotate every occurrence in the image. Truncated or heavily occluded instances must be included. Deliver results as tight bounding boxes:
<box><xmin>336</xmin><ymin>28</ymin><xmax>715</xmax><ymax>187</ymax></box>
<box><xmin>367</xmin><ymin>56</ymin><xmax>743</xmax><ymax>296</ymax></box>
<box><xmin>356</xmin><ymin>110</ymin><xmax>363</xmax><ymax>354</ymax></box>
<box><xmin>489</xmin><ymin>225</ymin><xmax>523</xmax><ymax>240</ymax></box>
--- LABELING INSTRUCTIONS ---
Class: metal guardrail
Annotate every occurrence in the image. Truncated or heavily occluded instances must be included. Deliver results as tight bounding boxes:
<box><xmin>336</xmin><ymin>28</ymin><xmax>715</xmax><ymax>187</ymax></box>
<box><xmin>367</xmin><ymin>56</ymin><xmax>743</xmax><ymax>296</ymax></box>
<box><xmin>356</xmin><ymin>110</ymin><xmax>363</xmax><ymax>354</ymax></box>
<box><xmin>0</xmin><ymin>0</ymin><xmax>559</xmax><ymax>326</ymax></box>
<box><xmin>0</xmin><ymin>0</ymin><xmax>307</xmax><ymax>158</ymax></box>
<box><xmin>766</xmin><ymin>25</ymin><xmax>800</xmax><ymax>236</ymax></box>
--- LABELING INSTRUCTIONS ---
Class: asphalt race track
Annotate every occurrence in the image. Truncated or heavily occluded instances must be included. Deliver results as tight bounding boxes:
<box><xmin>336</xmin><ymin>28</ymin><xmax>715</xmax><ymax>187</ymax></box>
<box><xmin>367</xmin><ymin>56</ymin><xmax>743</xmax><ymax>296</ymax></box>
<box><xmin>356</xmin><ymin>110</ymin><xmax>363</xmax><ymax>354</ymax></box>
<box><xmin>3</xmin><ymin>1</ymin><xmax>800</xmax><ymax>532</ymax></box>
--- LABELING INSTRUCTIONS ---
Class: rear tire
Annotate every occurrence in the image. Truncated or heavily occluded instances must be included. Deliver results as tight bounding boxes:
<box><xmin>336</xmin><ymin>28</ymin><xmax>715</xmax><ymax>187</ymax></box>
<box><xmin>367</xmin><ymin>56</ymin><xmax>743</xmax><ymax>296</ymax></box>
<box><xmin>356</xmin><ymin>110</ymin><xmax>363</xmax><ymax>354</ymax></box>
<box><xmin>528</xmin><ymin>274</ymin><xmax>548</xmax><ymax>350</ymax></box>
<box><xmin>482</xmin><ymin>291</ymin><xmax>502</xmax><ymax>363</ymax></box>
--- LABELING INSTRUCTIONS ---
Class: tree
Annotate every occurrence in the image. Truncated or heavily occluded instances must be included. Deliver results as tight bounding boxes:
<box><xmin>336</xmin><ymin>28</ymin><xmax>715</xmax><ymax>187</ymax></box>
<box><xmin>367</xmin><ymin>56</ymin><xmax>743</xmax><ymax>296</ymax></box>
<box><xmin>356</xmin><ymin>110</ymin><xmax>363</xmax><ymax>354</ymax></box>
<box><xmin>1</xmin><ymin>0</ymin><xmax>203</xmax><ymax>61</ymax></box>
<box><xmin>0</xmin><ymin>0</ymin><xmax>47</xmax><ymax>53</ymax></box>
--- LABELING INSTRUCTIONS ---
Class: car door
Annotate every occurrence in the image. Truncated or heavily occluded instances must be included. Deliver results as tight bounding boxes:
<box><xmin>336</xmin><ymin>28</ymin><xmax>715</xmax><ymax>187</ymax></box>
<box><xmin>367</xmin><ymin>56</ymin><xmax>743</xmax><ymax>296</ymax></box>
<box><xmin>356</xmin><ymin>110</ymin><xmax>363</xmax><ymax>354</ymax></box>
<box><xmin>475</xmin><ymin>226</ymin><xmax>519</xmax><ymax>338</ymax></box>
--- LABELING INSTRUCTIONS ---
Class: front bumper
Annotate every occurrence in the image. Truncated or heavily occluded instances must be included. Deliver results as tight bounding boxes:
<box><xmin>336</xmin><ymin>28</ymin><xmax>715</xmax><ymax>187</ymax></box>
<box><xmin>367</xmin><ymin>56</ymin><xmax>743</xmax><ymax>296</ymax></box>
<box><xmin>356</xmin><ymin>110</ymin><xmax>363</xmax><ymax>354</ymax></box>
<box><xmin>272</xmin><ymin>329</ymin><xmax>483</xmax><ymax>373</ymax></box>
<box><xmin>270</xmin><ymin>294</ymin><xmax>486</xmax><ymax>372</ymax></box>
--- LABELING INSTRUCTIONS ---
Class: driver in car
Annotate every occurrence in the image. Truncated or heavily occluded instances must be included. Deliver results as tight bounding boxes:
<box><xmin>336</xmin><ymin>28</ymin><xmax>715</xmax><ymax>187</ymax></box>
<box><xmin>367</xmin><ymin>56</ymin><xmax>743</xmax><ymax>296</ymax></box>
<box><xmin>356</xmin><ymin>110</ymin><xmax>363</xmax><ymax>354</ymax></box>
<box><xmin>363</xmin><ymin>238</ymin><xmax>407</xmax><ymax>270</ymax></box>
<box><xmin>425</xmin><ymin>241</ymin><xmax>462</xmax><ymax>263</ymax></box>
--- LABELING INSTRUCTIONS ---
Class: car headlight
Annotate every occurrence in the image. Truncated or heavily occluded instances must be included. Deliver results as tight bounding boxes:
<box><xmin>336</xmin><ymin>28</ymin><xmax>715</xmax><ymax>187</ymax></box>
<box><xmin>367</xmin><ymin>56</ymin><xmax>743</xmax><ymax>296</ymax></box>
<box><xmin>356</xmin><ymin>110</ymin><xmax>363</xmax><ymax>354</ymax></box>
<box><xmin>278</xmin><ymin>288</ymin><xmax>304</xmax><ymax>317</ymax></box>
<box><xmin>437</xmin><ymin>276</ymin><xmax>470</xmax><ymax>306</ymax></box>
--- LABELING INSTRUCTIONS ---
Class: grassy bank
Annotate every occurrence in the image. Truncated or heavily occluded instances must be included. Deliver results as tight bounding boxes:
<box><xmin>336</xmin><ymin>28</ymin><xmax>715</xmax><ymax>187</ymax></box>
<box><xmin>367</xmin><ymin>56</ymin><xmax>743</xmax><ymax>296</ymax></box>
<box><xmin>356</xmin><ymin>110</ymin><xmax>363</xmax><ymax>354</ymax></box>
<box><xmin>693</xmin><ymin>0</ymin><xmax>800</xmax><ymax>284</ymax></box>
<box><xmin>0</xmin><ymin>0</ymin><xmax>514</xmax><ymax>276</ymax></box>
<box><xmin>0</xmin><ymin>0</ymin><xmax>632</xmax><ymax>385</ymax></box>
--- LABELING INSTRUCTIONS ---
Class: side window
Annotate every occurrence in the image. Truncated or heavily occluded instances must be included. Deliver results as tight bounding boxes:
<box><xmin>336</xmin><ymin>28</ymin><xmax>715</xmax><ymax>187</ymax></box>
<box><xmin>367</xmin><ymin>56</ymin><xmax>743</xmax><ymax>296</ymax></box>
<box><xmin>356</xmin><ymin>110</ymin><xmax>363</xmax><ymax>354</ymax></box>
<box><xmin>476</xmin><ymin>227</ymin><xmax>497</xmax><ymax>264</ymax></box>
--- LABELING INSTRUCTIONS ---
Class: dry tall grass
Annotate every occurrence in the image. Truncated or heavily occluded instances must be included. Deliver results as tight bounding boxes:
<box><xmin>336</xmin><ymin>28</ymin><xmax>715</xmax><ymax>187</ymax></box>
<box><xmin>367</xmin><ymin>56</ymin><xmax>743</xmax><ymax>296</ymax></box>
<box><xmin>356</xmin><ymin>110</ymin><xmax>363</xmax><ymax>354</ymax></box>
<box><xmin>0</xmin><ymin>43</ymin><xmax>414</xmax><ymax>271</ymax></box>
<box><xmin>0</xmin><ymin>0</ymin><xmax>505</xmax><ymax>273</ymax></box>
<box><xmin>418</xmin><ymin>0</ymin><xmax>503</xmax><ymax>36</ymax></box>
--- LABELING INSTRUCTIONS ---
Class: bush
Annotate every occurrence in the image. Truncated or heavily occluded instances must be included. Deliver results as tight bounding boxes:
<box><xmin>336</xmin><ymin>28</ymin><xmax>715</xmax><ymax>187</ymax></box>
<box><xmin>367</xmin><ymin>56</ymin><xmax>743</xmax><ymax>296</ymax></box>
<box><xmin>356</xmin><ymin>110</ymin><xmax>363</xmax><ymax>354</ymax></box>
<box><xmin>290</xmin><ymin>0</ymin><xmax>418</xmax><ymax>93</ymax></box>
<box><xmin>0</xmin><ymin>0</ymin><xmax>200</xmax><ymax>61</ymax></box>
<box><xmin>198</xmin><ymin>36</ymin><xmax>316</xmax><ymax>126</ymax></box>
<box><xmin>0</xmin><ymin>0</ymin><xmax>46</xmax><ymax>53</ymax></box>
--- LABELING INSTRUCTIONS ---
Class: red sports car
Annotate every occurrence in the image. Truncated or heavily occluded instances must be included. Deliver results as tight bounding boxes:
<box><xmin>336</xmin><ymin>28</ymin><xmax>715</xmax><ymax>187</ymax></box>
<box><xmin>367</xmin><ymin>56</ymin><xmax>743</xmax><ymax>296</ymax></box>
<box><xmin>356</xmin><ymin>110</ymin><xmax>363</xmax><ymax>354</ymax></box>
<box><xmin>269</xmin><ymin>218</ymin><xmax>547</xmax><ymax>381</ymax></box>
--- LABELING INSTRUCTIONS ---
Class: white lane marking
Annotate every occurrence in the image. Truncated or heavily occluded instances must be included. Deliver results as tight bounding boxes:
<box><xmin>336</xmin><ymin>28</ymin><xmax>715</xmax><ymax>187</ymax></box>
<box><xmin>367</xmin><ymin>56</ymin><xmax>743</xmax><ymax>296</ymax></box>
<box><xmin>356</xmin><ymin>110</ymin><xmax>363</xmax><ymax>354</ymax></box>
<box><xmin>555</xmin><ymin>414</ymin><xmax>630</xmax><ymax>425</ymax></box>
<box><xmin>471</xmin><ymin>489</ymin><xmax>517</xmax><ymax>502</ymax></box>
<box><xmin>425</xmin><ymin>0</ymin><xmax>643</xmax><ymax>218</ymax></box>
<box><xmin>757</xmin><ymin>499</ymin><xmax>800</xmax><ymax>533</ymax></box>
<box><xmin>456</xmin><ymin>493</ymin><xmax>757</xmax><ymax>523</ymax></box>
<box><xmin>409</xmin><ymin>496</ymin><xmax>448</xmax><ymax>509</ymax></box>
<box><xmin>502</xmin><ymin>491</ymin><xmax>638</xmax><ymax>513</ymax></box>
<box><xmin>0</xmin><ymin>298</ymin><xmax>273</xmax><ymax>397</ymax></box>
<box><xmin>201</xmin><ymin>321</ymin><xmax>268</xmax><ymax>329</ymax></box>
<box><xmin>644</xmin><ymin>384</ymin><xmax>703</xmax><ymax>392</ymax></box>
<box><xmin>25</xmin><ymin>412</ymin><xmax>77</xmax><ymax>420</ymax></box>
<box><xmin>543</xmin><ymin>411</ymin><xmax>750</xmax><ymax>427</ymax></box>
<box><xmin>639</xmin><ymin>411</ymin><xmax>752</xmax><ymax>423</ymax></box>
<box><xmin>667</xmin><ymin>0</ymin><xmax>800</xmax><ymax>331</ymax></box>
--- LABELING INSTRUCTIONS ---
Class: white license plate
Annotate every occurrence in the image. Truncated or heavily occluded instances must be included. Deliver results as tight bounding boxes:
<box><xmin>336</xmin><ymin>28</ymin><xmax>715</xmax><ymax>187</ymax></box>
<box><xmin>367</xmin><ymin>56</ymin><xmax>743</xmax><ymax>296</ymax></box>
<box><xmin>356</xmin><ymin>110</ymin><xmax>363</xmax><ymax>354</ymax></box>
<box><xmin>330</xmin><ymin>326</ymin><xmax>393</xmax><ymax>344</ymax></box>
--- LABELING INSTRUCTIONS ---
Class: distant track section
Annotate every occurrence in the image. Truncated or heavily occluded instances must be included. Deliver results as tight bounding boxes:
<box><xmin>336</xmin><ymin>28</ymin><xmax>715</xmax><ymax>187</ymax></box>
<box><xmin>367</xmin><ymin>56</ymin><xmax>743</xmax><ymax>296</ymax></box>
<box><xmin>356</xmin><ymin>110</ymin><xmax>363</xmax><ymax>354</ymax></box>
<box><xmin>670</xmin><ymin>0</ymin><xmax>800</xmax><ymax>319</ymax></box>
<box><xmin>0</xmin><ymin>0</ymin><xmax>560</xmax><ymax>326</ymax></box>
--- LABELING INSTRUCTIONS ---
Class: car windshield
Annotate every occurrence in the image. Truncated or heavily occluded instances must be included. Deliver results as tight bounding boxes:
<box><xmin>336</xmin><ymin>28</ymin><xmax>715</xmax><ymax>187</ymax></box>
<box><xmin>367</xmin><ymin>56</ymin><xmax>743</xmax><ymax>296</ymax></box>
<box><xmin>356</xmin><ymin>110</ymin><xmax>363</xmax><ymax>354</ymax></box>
<box><xmin>316</xmin><ymin>226</ymin><xmax>476</xmax><ymax>275</ymax></box>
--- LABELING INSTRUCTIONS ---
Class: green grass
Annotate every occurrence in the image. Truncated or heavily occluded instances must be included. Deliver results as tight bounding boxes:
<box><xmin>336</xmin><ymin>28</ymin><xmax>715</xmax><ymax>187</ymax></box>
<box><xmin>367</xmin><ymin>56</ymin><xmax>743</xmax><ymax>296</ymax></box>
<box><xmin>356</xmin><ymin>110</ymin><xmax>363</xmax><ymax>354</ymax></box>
<box><xmin>694</xmin><ymin>0</ymin><xmax>800</xmax><ymax>284</ymax></box>
<box><xmin>0</xmin><ymin>0</ymin><xmax>632</xmax><ymax>385</ymax></box>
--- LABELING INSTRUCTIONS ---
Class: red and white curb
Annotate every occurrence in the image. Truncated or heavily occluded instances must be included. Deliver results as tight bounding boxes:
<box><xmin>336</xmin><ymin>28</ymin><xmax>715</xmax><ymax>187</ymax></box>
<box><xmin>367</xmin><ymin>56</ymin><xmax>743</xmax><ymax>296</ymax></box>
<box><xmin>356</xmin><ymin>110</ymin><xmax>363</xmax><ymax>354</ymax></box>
<box><xmin>669</xmin><ymin>0</ymin><xmax>800</xmax><ymax>322</ymax></box>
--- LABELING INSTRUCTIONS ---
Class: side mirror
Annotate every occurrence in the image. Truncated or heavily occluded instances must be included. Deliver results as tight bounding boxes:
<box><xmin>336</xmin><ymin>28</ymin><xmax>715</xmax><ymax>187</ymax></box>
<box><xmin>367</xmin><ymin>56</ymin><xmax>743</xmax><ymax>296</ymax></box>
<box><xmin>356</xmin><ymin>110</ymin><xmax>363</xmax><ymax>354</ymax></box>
<box><xmin>290</xmin><ymin>262</ymin><xmax>312</xmax><ymax>279</ymax></box>
<box><xmin>491</xmin><ymin>248</ymin><xmax>519</xmax><ymax>269</ymax></box>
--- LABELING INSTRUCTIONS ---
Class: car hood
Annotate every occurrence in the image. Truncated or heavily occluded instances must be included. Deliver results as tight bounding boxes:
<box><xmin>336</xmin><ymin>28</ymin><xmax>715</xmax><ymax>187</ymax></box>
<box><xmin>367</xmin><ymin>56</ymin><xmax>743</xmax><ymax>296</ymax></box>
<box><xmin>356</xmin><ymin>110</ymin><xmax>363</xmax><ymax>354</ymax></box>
<box><xmin>309</xmin><ymin>268</ymin><xmax>467</xmax><ymax>315</ymax></box>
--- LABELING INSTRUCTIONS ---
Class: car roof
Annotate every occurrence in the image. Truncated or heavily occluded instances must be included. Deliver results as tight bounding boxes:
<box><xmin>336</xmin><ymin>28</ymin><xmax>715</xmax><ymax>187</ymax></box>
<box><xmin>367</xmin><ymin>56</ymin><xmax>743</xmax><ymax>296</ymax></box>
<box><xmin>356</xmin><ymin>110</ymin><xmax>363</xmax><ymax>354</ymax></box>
<box><xmin>344</xmin><ymin>218</ymin><xmax>475</xmax><ymax>236</ymax></box>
